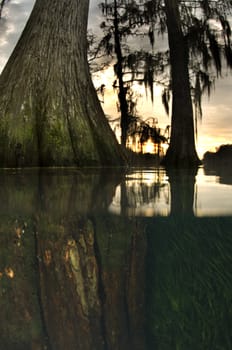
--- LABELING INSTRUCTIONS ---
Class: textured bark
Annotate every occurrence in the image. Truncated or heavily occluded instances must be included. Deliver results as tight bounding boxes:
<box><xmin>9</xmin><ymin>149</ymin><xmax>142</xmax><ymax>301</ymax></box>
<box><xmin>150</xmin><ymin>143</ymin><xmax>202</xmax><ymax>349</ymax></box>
<box><xmin>0</xmin><ymin>220</ymin><xmax>48</xmax><ymax>349</ymax></box>
<box><xmin>37</xmin><ymin>220</ymin><xmax>104</xmax><ymax>350</ymax></box>
<box><xmin>0</xmin><ymin>169</ymin><xmax>124</xmax><ymax>348</ymax></box>
<box><xmin>0</xmin><ymin>0</ymin><xmax>125</xmax><ymax>167</ymax></box>
<box><xmin>95</xmin><ymin>215</ymin><xmax>147</xmax><ymax>350</ymax></box>
<box><xmin>163</xmin><ymin>0</ymin><xmax>201</xmax><ymax>168</ymax></box>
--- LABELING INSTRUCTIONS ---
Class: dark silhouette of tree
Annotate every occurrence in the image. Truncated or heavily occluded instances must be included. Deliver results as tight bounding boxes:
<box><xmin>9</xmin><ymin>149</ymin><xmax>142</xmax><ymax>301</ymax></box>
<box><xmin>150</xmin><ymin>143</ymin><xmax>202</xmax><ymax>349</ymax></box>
<box><xmin>97</xmin><ymin>0</ymin><xmax>140</xmax><ymax>147</ymax></box>
<box><xmin>96</xmin><ymin>1</ymin><xmax>169</xmax><ymax>149</ymax></box>
<box><xmin>162</xmin><ymin>0</ymin><xmax>200</xmax><ymax>167</ymax></box>
<box><xmin>127</xmin><ymin>117</ymin><xmax>169</xmax><ymax>155</ymax></box>
<box><xmin>112</xmin><ymin>0</ymin><xmax>130</xmax><ymax>147</ymax></box>
<box><xmin>0</xmin><ymin>0</ymin><xmax>125</xmax><ymax>167</ymax></box>
<box><xmin>95</xmin><ymin>0</ymin><xmax>232</xmax><ymax>167</ymax></box>
<box><xmin>144</xmin><ymin>0</ymin><xmax>232</xmax><ymax>167</ymax></box>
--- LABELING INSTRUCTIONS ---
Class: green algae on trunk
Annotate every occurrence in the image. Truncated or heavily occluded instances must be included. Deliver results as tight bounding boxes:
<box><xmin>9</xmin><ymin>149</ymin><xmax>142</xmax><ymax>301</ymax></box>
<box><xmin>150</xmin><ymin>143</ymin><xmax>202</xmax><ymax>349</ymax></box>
<box><xmin>0</xmin><ymin>0</ymin><xmax>125</xmax><ymax>167</ymax></box>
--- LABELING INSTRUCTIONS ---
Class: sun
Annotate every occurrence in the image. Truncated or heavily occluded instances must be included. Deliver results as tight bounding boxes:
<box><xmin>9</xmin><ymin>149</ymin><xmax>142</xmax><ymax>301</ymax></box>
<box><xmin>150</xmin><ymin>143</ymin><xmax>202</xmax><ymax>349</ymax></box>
<box><xmin>142</xmin><ymin>139</ymin><xmax>155</xmax><ymax>153</ymax></box>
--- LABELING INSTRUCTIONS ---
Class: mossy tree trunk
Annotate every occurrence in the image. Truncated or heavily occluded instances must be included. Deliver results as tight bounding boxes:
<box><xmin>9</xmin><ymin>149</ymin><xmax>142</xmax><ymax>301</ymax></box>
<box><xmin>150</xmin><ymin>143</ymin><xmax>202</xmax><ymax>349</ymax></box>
<box><xmin>0</xmin><ymin>0</ymin><xmax>125</xmax><ymax>167</ymax></box>
<box><xmin>163</xmin><ymin>0</ymin><xmax>201</xmax><ymax>168</ymax></box>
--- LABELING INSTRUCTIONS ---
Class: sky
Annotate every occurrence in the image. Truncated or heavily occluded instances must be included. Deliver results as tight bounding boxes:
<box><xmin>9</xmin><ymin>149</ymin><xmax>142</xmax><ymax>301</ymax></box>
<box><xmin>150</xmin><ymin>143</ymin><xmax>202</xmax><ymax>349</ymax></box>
<box><xmin>0</xmin><ymin>0</ymin><xmax>231</xmax><ymax>158</ymax></box>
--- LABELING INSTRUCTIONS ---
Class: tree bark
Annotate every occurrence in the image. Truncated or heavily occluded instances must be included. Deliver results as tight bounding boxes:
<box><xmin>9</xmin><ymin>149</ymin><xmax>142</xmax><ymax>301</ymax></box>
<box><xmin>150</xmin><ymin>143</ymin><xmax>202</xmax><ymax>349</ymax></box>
<box><xmin>162</xmin><ymin>0</ymin><xmax>201</xmax><ymax>168</ymax></box>
<box><xmin>0</xmin><ymin>0</ymin><xmax>125</xmax><ymax>167</ymax></box>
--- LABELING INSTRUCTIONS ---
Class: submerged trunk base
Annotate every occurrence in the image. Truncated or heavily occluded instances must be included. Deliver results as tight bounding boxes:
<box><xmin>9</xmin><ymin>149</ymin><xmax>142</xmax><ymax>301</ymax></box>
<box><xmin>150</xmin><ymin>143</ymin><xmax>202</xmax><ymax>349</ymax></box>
<box><xmin>0</xmin><ymin>0</ymin><xmax>125</xmax><ymax>168</ymax></box>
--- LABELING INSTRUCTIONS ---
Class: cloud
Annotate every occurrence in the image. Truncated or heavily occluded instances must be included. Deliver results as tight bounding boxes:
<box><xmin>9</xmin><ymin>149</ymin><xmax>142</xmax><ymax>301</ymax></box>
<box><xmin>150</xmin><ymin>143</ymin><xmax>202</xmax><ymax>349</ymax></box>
<box><xmin>88</xmin><ymin>0</ymin><xmax>104</xmax><ymax>36</ymax></box>
<box><xmin>0</xmin><ymin>0</ymin><xmax>36</xmax><ymax>71</ymax></box>
<box><xmin>0</xmin><ymin>0</ymin><xmax>106</xmax><ymax>70</ymax></box>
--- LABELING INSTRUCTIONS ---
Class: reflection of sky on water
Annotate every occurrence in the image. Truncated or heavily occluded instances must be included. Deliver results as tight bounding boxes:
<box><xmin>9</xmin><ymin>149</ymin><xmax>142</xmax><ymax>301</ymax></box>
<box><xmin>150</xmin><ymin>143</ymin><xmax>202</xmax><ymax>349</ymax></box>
<box><xmin>109</xmin><ymin>168</ymin><xmax>232</xmax><ymax>217</ymax></box>
<box><xmin>195</xmin><ymin>168</ymin><xmax>232</xmax><ymax>216</ymax></box>
<box><xmin>109</xmin><ymin>182</ymin><xmax>170</xmax><ymax>217</ymax></box>
<box><xmin>108</xmin><ymin>169</ymin><xmax>170</xmax><ymax>217</ymax></box>
<box><xmin>195</xmin><ymin>184</ymin><xmax>232</xmax><ymax>217</ymax></box>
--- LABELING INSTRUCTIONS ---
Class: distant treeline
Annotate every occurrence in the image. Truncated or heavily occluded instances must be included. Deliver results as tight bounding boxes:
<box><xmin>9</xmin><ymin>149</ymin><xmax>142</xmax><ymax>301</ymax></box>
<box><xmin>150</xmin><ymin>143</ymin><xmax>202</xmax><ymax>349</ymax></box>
<box><xmin>203</xmin><ymin>144</ymin><xmax>232</xmax><ymax>167</ymax></box>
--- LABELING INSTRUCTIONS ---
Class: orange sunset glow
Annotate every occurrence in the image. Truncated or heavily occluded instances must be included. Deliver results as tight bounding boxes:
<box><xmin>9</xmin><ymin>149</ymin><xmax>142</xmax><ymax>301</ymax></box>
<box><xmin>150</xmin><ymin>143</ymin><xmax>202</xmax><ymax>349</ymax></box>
<box><xmin>93</xmin><ymin>66</ymin><xmax>232</xmax><ymax>159</ymax></box>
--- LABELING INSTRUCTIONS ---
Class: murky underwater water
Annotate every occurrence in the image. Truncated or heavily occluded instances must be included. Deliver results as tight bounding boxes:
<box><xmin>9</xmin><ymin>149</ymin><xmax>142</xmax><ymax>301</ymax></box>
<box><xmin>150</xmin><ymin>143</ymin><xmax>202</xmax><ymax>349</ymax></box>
<box><xmin>0</xmin><ymin>166</ymin><xmax>231</xmax><ymax>350</ymax></box>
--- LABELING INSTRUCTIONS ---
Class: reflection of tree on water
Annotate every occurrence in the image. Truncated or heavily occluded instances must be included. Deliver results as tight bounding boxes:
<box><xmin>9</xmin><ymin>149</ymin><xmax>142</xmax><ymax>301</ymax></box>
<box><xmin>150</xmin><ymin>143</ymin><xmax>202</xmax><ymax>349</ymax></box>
<box><xmin>0</xmin><ymin>169</ymin><xmax>147</xmax><ymax>349</ymax></box>
<box><xmin>167</xmin><ymin>168</ymin><xmax>197</xmax><ymax>216</ymax></box>
<box><xmin>36</xmin><ymin>171</ymin><xmax>147</xmax><ymax>349</ymax></box>
<box><xmin>0</xmin><ymin>169</ymin><xmax>231</xmax><ymax>349</ymax></box>
<box><xmin>36</xmin><ymin>218</ymin><xmax>104</xmax><ymax>349</ymax></box>
<box><xmin>203</xmin><ymin>145</ymin><xmax>232</xmax><ymax>185</ymax></box>
<box><xmin>0</xmin><ymin>172</ymin><xmax>46</xmax><ymax>349</ymax></box>
<box><xmin>110</xmin><ymin>169</ymin><xmax>170</xmax><ymax>216</ymax></box>
<box><xmin>0</xmin><ymin>170</ymin><xmax>117</xmax><ymax>348</ymax></box>
<box><xmin>204</xmin><ymin>165</ymin><xmax>232</xmax><ymax>186</ymax></box>
<box><xmin>94</xmin><ymin>215</ymin><xmax>147</xmax><ymax>349</ymax></box>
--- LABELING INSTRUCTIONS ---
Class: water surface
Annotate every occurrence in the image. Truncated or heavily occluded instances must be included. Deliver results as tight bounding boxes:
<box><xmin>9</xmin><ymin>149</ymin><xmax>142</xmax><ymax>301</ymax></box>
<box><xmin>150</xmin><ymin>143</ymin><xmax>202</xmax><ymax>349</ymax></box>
<box><xmin>0</xmin><ymin>167</ymin><xmax>231</xmax><ymax>349</ymax></box>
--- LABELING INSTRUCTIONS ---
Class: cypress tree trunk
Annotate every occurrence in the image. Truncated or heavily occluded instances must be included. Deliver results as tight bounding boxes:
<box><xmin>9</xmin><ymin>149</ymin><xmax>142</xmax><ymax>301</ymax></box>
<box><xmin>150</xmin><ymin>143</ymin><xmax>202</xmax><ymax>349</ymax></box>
<box><xmin>0</xmin><ymin>0</ymin><xmax>125</xmax><ymax>167</ymax></box>
<box><xmin>163</xmin><ymin>0</ymin><xmax>201</xmax><ymax>168</ymax></box>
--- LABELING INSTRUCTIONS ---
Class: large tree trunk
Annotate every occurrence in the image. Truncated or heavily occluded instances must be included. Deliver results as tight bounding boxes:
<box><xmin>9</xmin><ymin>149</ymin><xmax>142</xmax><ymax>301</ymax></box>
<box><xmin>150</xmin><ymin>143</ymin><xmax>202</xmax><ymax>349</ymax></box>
<box><xmin>162</xmin><ymin>0</ymin><xmax>201</xmax><ymax>168</ymax></box>
<box><xmin>0</xmin><ymin>0</ymin><xmax>125</xmax><ymax>167</ymax></box>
